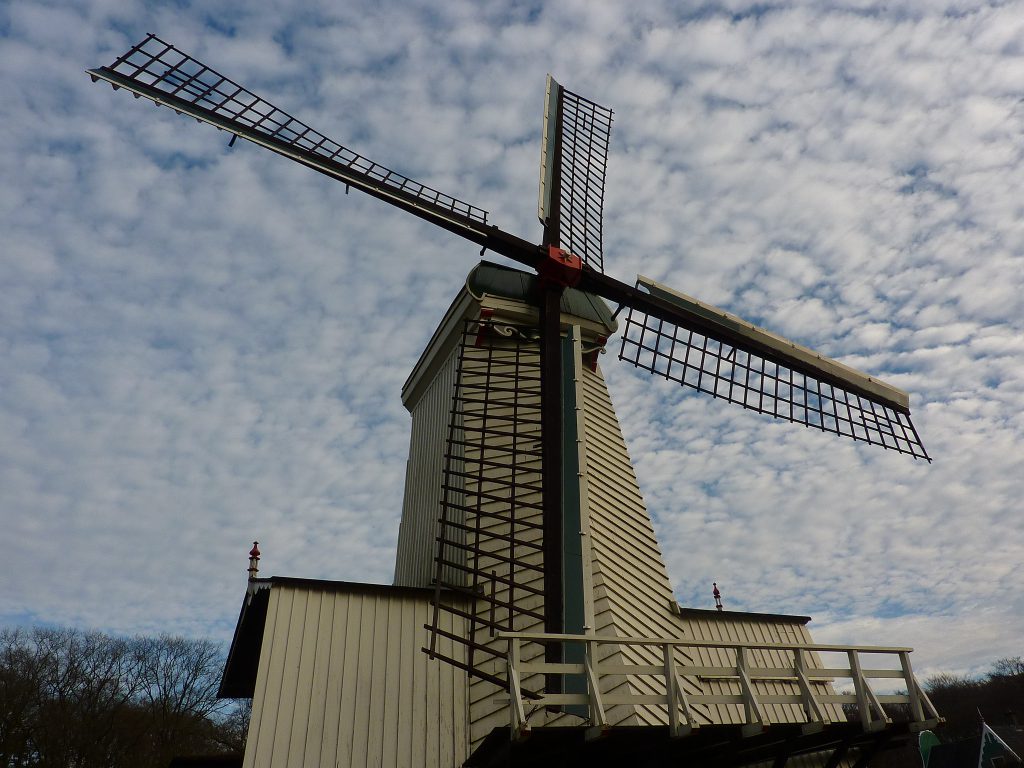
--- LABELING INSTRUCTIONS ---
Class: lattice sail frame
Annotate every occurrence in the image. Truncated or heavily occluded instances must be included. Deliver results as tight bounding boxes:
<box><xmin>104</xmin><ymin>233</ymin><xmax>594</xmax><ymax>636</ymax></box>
<box><xmin>538</xmin><ymin>77</ymin><xmax>613</xmax><ymax>273</ymax></box>
<box><xmin>556</xmin><ymin>88</ymin><xmax>612</xmax><ymax>273</ymax></box>
<box><xmin>427</xmin><ymin>316</ymin><xmax>549</xmax><ymax>689</ymax></box>
<box><xmin>618</xmin><ymin>282</ymin><xmax>930</xmax><ymax>460</ymax></box>
<box><xmin>90</xmin><ymin>34</ymin><xmax>489</xmax><ymax>229</ymax></box>
<box><xmin>90</xmin><ymin>37</ymin><xmax>929</xmax><ymax>463</ymax></box>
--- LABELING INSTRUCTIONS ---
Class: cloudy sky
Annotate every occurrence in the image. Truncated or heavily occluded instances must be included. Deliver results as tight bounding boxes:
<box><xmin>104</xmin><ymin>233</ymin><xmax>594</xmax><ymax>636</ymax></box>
<box><xmin>2</xmin><ymin>0</ymin><xmax>1021</xmax><ymax>682</ymax></box>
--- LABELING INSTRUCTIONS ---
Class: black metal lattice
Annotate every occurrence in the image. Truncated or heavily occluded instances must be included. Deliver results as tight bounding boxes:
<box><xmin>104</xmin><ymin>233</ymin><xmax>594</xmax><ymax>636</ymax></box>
<box><xmin>619</xmin><ymin>305</ymin><xmax>930</xmax><ymax>460</ymax></box>
<box><xmin>427</xmin><ymin>317</ymin><xmax>547</xmax><ymax>689</ymax></box>
<box><xmin>96</xmin><ymin>35</ymin><xmax>489</xmax><ymax>227</ymax></box>
<box><xmin>555</xmin><ymin>88</ymin><xmax>613</xmax><ymax>273</ymax></box>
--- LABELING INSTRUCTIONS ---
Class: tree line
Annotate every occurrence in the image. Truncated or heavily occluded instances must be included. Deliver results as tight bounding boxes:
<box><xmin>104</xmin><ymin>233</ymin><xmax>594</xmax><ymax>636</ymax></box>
<box><xmin>0</xmin><ymin>626</ymin><xmax>248</xmax><ymax>768</ymax></box>
<box><xmin>866</xmin><ymin>656</ymin><xmax>1023</xmax><ymax>767</ymax></box>
<box><xmin>923</xmin><ymin>656</ymin><xmax>1024</xmax><ymax>739</ymax></box>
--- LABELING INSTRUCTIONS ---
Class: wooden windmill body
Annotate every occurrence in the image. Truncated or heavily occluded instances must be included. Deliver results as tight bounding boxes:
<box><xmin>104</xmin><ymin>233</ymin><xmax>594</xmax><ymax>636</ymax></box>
<box><xmin>393</xmin><ymin>261</ymin><xmax>845</xmax><ymax>746</ymax></box>
<box><xmin>91</xmin><ymin>36</ymin><xmax>940</xmax><ymax>767</ymax></box>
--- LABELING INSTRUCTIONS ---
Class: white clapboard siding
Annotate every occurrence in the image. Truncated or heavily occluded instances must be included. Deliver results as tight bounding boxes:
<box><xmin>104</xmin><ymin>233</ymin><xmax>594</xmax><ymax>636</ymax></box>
<box><xmin>243</xmin><ymin>584</ymin><xmax>468</xmax><ymax>768</ymax></box>
<box><xmin>388</xmin><ymin>272</ymin><xmax>846</xmax><ymax>761</ymax></box>
<box><xmin>579</xmin><ymin>363</ymin><xmax>843</xmax><ymax>734</ymax></box>
<box><xmin>394</xmin><ymin>345</ymin><xmax>459</xmax><ymax>588</ymax></box>
<box><xmin>579</xmin><ymin>362</ymin><xmax>714</xmax><ymax>725</ymax></box>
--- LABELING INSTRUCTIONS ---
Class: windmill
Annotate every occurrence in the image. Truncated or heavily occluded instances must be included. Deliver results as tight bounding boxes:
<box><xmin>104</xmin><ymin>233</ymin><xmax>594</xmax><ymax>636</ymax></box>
<box><xmin>89</xmin><ymin>35</ymin><xmax>929</xmax><ymax>704</ymax></box>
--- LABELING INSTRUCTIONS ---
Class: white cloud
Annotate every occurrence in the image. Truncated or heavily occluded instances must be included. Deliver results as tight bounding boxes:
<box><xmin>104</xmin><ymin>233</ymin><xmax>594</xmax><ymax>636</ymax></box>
<box><xmin>0</xmin><ymin>0</ymin><xmax>1020</xmax><ymax>686</ymax></box>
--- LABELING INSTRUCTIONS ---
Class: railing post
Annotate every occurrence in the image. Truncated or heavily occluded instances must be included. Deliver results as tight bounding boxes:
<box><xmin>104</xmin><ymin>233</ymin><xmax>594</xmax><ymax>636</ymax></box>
<box><xmin>848</xmin><ymin>649</ymin><xmax>872</xmax><ymax>731</ymax></box>
<box><xmin>794</xmin><ymin>648</ymin><xmax>827</xmax><ymax>730</ymax></box>
<box><xmin>508</xmin><ymin>637</ymin><xmax>529</xmax><ymax>740</ymax></box>
<box><xmin>737</xmin><ymin>646</ymin><xmax>765</xmax><ymax>736</ymax></box>
<box><xmin>916</xmin><ymin>680</ymin><xmax>942</xmax><ymax>722</ymax></box>
<box><xmin>584</xmin><ymin>638</ymin><xmax>607</xmax><ymax>732</ymax></box>
<box><xmin>848</xmin><ymin>650</ymin><xmax>889</xmax><ymax>731</ymax></box>
<box><xmin>664</xmin><ymin>643</ymin><xmax>681</xmax><ymax>738</ymax></box>
<box><xmin>899</xmin><ymin>652</ymin><xmax>925</xmax><ymax>723</ymax></box>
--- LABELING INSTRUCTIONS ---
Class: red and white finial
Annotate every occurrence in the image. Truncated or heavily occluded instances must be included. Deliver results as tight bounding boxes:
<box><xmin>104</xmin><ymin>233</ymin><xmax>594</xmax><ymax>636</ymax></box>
<box><xmin>247</xmin><ymin>541</ymin><xmax>260</xmax><ymax>586</ymax></box>
<box><xmin>713</xmin><ymin>582</ymin><xmax>723</xmax><ymax>611</ymax></box>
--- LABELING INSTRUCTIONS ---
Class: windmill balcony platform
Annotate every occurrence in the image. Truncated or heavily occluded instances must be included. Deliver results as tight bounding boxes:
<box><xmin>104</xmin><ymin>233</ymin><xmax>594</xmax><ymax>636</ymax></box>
<box><xmin>468</xmin><ymin>632</ymin><xmax>942</xmax><ymax>768</ymax></box>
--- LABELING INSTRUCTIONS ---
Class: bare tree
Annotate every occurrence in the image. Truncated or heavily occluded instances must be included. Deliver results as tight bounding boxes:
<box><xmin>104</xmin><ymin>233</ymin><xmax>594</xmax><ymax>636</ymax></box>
<box><xmin>214</xmin><ymin>699</ymin><xmax>251</xmax><ymax>754</ymax></box>
<box><xmin>1</xmin><ymin>628</ymin><xmax>45</xmax><ymax>768</ymax></box>
<box><xmin>990</xmin><ymin>657</ymin><xmax>1024</xmax><ymax>681</ymax></box>
<box><xmin>134</xmin><ymin>635</ymin><xmax>229</xmax><ymax>766</ymax></box>
<box><xmin>0</xmin><ymin>627</ymin><xmax>245</xmax><ymax>768</ymax></box>
<box><xmin>29</xmin><ymin>628</ymin><xmax>145</xmax><ymax>768</ymax></box>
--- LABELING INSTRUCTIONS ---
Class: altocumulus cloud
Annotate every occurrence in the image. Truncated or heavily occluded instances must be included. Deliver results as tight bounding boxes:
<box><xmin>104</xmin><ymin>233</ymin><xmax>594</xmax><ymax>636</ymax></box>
<box><xmin>0</xmin><ymin>0</ymin><xmax>1021</xmax><ymax>677</ymax></box>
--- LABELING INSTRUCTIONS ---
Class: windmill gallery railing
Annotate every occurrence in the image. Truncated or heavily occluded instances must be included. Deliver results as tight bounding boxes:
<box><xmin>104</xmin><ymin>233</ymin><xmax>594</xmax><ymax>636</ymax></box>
<box><xmin>500</xmin><ymin>632</ymin><xmax>941</xmax><ymax>741</ymax></box>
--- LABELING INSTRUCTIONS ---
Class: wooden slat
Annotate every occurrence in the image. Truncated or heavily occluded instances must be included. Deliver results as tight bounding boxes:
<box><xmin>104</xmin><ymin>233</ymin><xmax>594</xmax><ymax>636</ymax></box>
<box><xmin>245</xmin><ymin>587</ymin><xmax>468</xmax><ymax>768</ymax></box>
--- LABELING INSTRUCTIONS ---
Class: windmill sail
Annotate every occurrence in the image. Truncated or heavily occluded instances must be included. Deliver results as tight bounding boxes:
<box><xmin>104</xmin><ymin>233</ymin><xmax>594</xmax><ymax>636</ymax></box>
<box><xmin>88</xmin><ymin>35</ymin><xmax>491</xmax><ymax>241</ymax></box>
<box><xmin>537</xmin><ymin>76</ymin><xmax>613</xmax><ymax>272</ymax></box>
<box><xmin>618</xmin><ymin>276</ymin><xmax>930</xmax><ymax>460</ymax></box>
<box><xmin>89</xmin><ymin>37</ymin><xmax>929</xmax><ymax>465</ymax></box>
<box><xmin>426</xmin><ymin>313</ymin><xmax>547</xmax><ymax>690</ymax></box>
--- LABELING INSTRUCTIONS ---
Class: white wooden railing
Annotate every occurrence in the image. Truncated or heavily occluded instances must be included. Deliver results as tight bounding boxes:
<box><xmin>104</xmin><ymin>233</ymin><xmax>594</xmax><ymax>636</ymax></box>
<box><xmin>501</xmin><ymin>632</ymin><xmax>942</xmax><ymax>741</ymax></box>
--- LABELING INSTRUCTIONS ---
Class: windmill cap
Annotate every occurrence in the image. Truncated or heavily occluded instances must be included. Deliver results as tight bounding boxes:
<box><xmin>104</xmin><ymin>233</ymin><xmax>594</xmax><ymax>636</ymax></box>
<box><xmin>468</xmin><ymin>261</ymin><xmax>617</xmax><ymax>332</ymax></box>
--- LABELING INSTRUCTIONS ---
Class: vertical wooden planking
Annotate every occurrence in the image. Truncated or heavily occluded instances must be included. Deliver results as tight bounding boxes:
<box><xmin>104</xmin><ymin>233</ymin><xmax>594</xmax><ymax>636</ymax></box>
<box><xmin>402</xmin><ymin>598</ymin><xmax>421</xmax><ymax>766</ymax></box>
<box><xmin>425</xmin><ymin>597</ymin><xmax>441</xmax><ymax>765</ymax></box>
<box><xmin>243</xmin><ymin>589</ymin><xmax>279</xmax><ymax>768</ymax></box>
<box><xmin>318</xmin><ymin>591</ymin><xmax>346</xmax><ymax>766</ymax></box>
<box><xmin>380</xmin><ymin>596</ymin><xmax>400</xmax><ymax>768</ymax></box>
<box><xmin>242</xmin><ymin>584</ymin><xmax>468</xmax><ymax>768</ymax></box>
<box><xmin>364</xmin><ymin>595</ymin><xmax>388</xmax><ymax>766</ymax></box>
<box><xmin>336</xmin><ymin>592</ymin><xmax>362</xmax><ymax>764</ymax></box>
<box><xmin>286</xmin><ymin>589</ymin><xmax>322</xmax><ymax>767</ymax></box>
<box><xmin>267</xmin><ymin>588</ymin><xmax>301</xmax><ymax>767</ymax></box>
<box><xmin>437</xmin><ymin>600</ymin><xmax>455</xmax><ymax>768</ymax></box>
<box><xmin>349</xmin><ymin>594</ymin><xmax>375</xmax><ymax>767</ymax></box>
<box><xmin>304</xmin><ymin>592</ymin><xmax>333</xmax><ymax>761</ymax></box>
<box><xmin>450</xmin><ymin>609</ymin><xmax>469</xmax><ymax>763</ymax></box>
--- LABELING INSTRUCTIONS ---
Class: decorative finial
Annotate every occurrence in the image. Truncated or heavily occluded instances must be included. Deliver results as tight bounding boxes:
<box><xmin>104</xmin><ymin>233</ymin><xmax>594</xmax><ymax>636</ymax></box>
<box><xmin>247</xmin><ymin>541</ymin><xmax>260</xmax><ymax>592</ymax></box>
<box><xmin>713</xmin><ymin>582</ymin><xmax>723</xmax><ymax>611</ymax></box>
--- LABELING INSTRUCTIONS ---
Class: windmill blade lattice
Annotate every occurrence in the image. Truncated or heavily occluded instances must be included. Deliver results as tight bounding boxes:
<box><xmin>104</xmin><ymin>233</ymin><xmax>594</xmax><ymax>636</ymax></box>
<box><xmin>555</xmin><ymin>88</ymin><xmax>612</xmax><ymax>272</ymax></box>
<box><xmin>618</xmin><ymin>279</ymin><xmax>930</xmax><ymax>460</ymax></box>
<box><xmin>89</xmin><ymin>35</ymin><xmax>490</xmax><ymax>235</ymax></box>
<box><xmin>427</xmin><ymin>315</ymin><xmax>548</xmax><ymax>691</ymax></box>
<box><xmin>539</xmin><ymin>78</ymin><xmax>613</xmax><ymax>272</ymax></box>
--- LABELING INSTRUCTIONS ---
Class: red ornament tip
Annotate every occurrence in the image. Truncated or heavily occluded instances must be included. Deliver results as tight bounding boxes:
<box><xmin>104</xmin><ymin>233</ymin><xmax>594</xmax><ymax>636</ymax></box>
<box><xmin>249</xmin><ymin>541</ymin><xmax>260</xmax><ymax>558</ymax></box>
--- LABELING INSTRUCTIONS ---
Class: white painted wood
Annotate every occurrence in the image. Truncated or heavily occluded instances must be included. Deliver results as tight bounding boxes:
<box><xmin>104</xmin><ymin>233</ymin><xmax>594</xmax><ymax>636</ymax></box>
<box><xmin>569</xmin><ymin>326</ymin><xmax>597</xmax><ymax>632</ymax></box>
<box><xmin>242</xmin><ymin>584</ymin><xmax>468</xmax><ymax>768</ymax></box>
<box><xmin>499</xmin><ymin>630</ymin><xmax>935</xmax><ymax>761</ymax></box>
<box><xmin>384</xmin><ymin>274</ymin><xmax>884</xmax><ymax>766</ymax></box>
<box><xmin>585</xmin><ymin>639</ymin><xmax>608</xmax><ymax>728</ymax></box>
<box><xmin>394</xmin><ymin>344</ymin><xmax>460</xmax><ymax>588</ymax></box>
<box><xmin>795</xmin><ymin>649</ymin><xmax>829</xmax><ymax>725</ymax></box>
